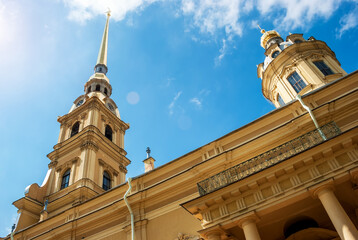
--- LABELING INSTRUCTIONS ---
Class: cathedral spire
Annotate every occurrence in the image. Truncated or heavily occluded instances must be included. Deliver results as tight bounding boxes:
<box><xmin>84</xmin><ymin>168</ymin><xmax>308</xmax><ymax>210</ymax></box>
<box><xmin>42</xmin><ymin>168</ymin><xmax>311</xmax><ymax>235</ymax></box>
<box><xmin>94</xmin><ymin>10</ymin><xmax>111</xmax><ymax>75</ymax></box>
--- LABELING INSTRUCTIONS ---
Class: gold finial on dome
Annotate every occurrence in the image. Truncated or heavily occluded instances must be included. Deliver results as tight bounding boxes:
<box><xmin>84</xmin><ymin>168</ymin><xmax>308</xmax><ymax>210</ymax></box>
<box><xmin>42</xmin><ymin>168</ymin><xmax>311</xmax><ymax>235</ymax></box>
<box><xmin>257</xmin><ymin>24</ymin><xmax>265</xmax><ymax>34</ymax></box>
<box><xmin>260</xmin><ymin>29</ymin><xmax>281</xmax><ymax>49</ymax></box>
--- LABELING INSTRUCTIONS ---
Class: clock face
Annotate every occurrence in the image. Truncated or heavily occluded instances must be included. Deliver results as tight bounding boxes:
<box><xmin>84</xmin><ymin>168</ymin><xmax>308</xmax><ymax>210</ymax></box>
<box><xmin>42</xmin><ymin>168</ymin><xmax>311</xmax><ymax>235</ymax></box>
<box><xmin>76</xmin><ymin>100</ymin><xmax>84</xmax><ymax>107</ymax></box>
<box><xmin>107</xmin><ymin>103</ymin><xmax>114</xmax><ymax>111</ymax></box>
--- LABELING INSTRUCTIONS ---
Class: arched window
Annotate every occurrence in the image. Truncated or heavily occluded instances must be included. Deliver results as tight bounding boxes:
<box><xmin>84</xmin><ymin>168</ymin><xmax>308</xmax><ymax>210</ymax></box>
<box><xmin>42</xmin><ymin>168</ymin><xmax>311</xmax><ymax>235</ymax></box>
<box><xmin>61</xmin><ymin>169</ymin><xmax>71</xmax><ymax>189</ymax></box>
<box><xmin>87</xmin><ymin>86</ymin><xmax>91</xmax><ymax>93</ymax></box>
<box><xmin>294</xmin><ymin>39</ymin><xmax>303</xmax><ymax>44</ymax></box>
<box><xmin>105</xmin><ymin>125</ymin><xmax>113</xmax><ymax>141</ymax></box>
<box><xmin>96</xmin><ymin>84</ymin><xmax>101</xmax><ymax>91</ymax></box>
<box><xmin>287</xmin><ymin>71</ymin><xmax>306</xmax><ymax>93</ymax></box>
<box><xmin>313</xmin><ymin>60</ymin><xmax>334</xmax><ymax>76</ymax></box>
<box><xmin>104</xmin><ymin>88</ymin><xmax>108</xmax><ymax>95</ymax></box>
<box><xmin>71</xmin><ymin>122</ymin><xmax>80</xmax><ymax>137</ymax></box>
<box><xmin>277</xmin><ymin>94</ymin><xmax>285</xmax><ymax>107</ymax></box>
<box><xmin>102</xmin><ymin>171</ymin><xmax>111</xmax><ymax>190</ymax></box>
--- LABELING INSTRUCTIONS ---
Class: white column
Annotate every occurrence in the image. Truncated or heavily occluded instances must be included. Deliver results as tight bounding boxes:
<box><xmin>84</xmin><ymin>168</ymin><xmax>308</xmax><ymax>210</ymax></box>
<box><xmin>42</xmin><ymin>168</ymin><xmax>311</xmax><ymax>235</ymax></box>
<box><xmin>57</xmin><ymin>125</ymin><xmax>65</xmax><ymax>143</ymax></box>
<box><xmin>113</xmin><ymin>173</ymin><xmax>118</xmax><ymax>187</ymax></box>
<box><xmin>98</xmin><ymin>163</ymin><xmax>104</xmax><ymax>187</ymax></box>
<box><xmin>241</xmin><ymin>218</ymin><xmax>261</xmax><ymax>240</ymax></box>
<box><xmin>54</xmin><ymin>169</ymin><xmax>61</xmax><ymax>192</ymax></box>
<box><xmin>316</xmin><ymin>186</ymin><xmax>358</xmax><ymax>240</ymax></box>
<box><xmin>69</xmin><ymin>159</ymin><xmax>78</xmax><ymax>185</ymax></box>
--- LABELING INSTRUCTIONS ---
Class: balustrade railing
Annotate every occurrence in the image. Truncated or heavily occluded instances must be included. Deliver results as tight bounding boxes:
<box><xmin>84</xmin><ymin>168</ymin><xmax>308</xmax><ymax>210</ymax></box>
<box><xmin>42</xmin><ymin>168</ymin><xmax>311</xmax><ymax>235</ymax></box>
<box><xmin>197</xmin><ymin>122</ymin><xmax>341</xmax><ymax>196</ymax></box>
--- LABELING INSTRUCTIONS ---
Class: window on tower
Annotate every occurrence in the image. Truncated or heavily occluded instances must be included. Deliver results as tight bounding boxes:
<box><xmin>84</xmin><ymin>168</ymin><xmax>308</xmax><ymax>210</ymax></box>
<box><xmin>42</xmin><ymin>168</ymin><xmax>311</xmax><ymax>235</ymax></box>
<box><xmin>71</xmin><ymin>122</ymin><xmax>80</xmax><ymax>137</ymax></box>
<box><xmin>277</xmin><ymin>94</ymin><xmax>285</xmax><ymax>106</ymax></box>
<box><xmin>104</xmin><ymin>88</ymin><xmax>108</xmax><ymax>95</ymax></box>
<box><xmin>105</xmin><ymin>125</ymin><xmax>113</xmax><ymax>141</ymax></box>
<box><xmin>96</xmin><ymin>84</ymin><xmax>101</xmax><ymax>91</ymax></box>
<box><xmin>313</xmin><ymin>61</ymin><xmax>334</xmax><ymax>76</ymax></box>
<box><xmin>102</xmin><ymin>171</ymin><xmax>111</xmax><ymax>190</ymax></box>
<box><xmin>287</xmin><ymin>72</ymin><xmax>306</xmax><ymax>93</ymax></box>
<box><xmin>87</xmin><ymin>86</ymin><xmax>91</xmax><ymax>93</ymax></box>
<box><xmin>61</xmin><ymin>169</ymin><xmax>71</xmax><ymax>189</ymax></box>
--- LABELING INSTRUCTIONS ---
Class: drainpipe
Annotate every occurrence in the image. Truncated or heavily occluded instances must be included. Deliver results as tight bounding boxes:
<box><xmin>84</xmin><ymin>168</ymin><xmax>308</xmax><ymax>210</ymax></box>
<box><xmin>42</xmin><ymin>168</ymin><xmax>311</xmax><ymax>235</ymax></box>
<box><xmin>296</xmin><ymin>94</ymin><xmax>327</xmax><ymax>140</ymax></box>
<box><xmin>10</xmin><ymin>212</ymin><xmax>20</xmax><ymax>240</ymax></box>
<box><xmin>124</xmin><ymin>178</ymin><xmax>135</xmax><ymax>240</ymax></box>
<box><xmin>10</xmin><ymin>224</ymin><xmax>15</xmax><ymax>240</ymax></box>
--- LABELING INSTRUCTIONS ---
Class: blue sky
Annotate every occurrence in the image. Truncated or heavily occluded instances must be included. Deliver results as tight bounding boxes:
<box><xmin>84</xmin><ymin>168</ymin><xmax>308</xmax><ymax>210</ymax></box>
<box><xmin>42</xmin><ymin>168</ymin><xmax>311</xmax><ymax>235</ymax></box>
<box><xmin>0</xmin><ymin>0</ymin><xmax>357</xmax><ymax>236</ymax></box>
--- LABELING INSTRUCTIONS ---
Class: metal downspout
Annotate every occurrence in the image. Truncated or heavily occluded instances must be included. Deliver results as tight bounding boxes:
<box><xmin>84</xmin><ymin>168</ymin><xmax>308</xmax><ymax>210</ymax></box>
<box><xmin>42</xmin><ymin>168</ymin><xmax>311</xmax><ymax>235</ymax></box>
<box><xmin>296</xmin><ymin>94</ymin><xmax>327</xmax><ymax>140</ymax></box>
<box><xmin>10</xmin><ymin>226</ymin><xmax>14</xmax><ymax>240</ymax></box>
<box><xmin>124</xmin><ymin>178</ymin><xmax>135</xmax><ymax>240</ymax></box>
<box><xmin>10</xmin><ymin>212</ymin><xmax>20</xmax><ymax>240</ymax></box>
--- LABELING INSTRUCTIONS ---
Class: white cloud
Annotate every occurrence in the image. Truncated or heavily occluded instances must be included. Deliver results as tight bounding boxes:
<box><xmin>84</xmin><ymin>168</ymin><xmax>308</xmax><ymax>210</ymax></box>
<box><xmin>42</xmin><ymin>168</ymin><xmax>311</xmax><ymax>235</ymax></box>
<box><xmin>189</xmin><ymin>89</ymin><xmax>210</xmax><ymax>109</ymax></box>
<box><xmin>63</xmin><ymin>0</ymin><xmax>353</xmax><ymax>37</ymax></box>
<box><xmin>181</xmin><ymin>0</ymin><xmax>243</xmax><ymax>39</ymax></box>
<box><xmin>215</xmin><ymin>38</ymin><xmax>227</xmax><ymax>66</ymax></box>
<box><xmin>61</xmin><ymin>0</ymin><xmax>355</xmax><ymax>61</ymax></box>
<box><xmin>250</xmin><ymin>19</ymin><xmax>259</xmax><ymax>29</ymax></box>
<box><xmin>256</xmin><ymin>0</ymin><xmax>341</xmax><ymax>30</ymax></box>
<box><xmin>62</xmin><ymin>0</ymin><xmax>159</xmax><ymax>23</ymax></box>
<box><xmin>168</xmin><ymin>91</ymin><xmax>182</xmax><ymax>115</ymax></box>
<box><xmin>190</xmin><ymin>97</ymin><xmax>202</xmax><ymax>108</ymax></box>
<box><xmin>337</xmin><ymin>5</ymin><xmax>358</xmax><ymax>38</ymax></box>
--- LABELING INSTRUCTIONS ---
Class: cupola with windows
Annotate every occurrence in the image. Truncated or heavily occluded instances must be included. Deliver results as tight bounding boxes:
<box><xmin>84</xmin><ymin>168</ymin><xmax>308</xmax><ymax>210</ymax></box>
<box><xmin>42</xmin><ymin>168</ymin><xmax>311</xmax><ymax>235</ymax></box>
<box><xmin>257</xmin><ymin>29</ymin><xmax>347</xmax><ymax>108</ymax></box>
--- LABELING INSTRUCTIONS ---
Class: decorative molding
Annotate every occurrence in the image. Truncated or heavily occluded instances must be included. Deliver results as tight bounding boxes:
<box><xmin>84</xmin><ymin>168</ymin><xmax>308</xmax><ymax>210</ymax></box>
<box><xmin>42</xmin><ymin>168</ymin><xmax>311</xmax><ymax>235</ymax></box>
<box><xmin>80</xmin><ymin>113</ymin><xmax>87</xmax><ymax>120</ymax></box>
<box><xmin>55</xmin><ymin>159</ymin><xmax>74</xmax><ymax>172</ymax></box>
<box><xmin>101</xmin><ymin>114</ymin><xmax>107</xmax><ymax>122</ymax></box>
<box><xmin>98</xmin><ymin>158</ymin><xmax>105</xmax><ymax>166</ymax></box>
<box><xmin>119</xmin><ymin>163</ymin><xmax>128</xmax><ymax>174</ymax></box>
<box><xmin>88</xmin><ymin>101</ymin><xmax>100</xmax><ymax>110</ymax></box>
<box><xmin>81</xmin><ymin>140</ymin><xmax>99</xmax><ymax>152</ymax></box>
<box><xmin>281</xmin><ymin>65</ymin><xmax>295</xmax><ymax>80</ymax></box>
<box><xmin>98</xmin><ymin>159</ymin><xmax>120</xmax><ymax>176</ymax></box>
<box><xmin>175</xmin><ymin>233</ymin><xmax>202</xmax><ymax>240</ymax></box>
<box><xmin>292</xmin><ymin>54</ymin><xmax>305</xmax><ymax>64</ymax></box>
<box><xmin>72</xmin><ymin>157</ymin><xmax>80</xmax><ymax>164</ymax></box>
<box><xmin>198</xmin><ymin>147</ymin><xmax>357</xmax><ymax>227</ymax></box>
<box><xmin>48</xmin><ymin>160</ymin><xmax>58</xmax><ymax>168</ymax></box>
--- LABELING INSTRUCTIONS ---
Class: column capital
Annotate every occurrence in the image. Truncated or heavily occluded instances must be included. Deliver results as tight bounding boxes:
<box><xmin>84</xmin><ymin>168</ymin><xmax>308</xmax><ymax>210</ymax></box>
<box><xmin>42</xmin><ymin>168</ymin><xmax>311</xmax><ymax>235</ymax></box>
<box><xmin>198</xmin><ymin>225</ymin><xmax>225</xmax><ymax>240</ymax></box>
<box><xmin>308</xmin><ymin>179</ymin><xmax>335</xmax><ymax>199</ymax></box>
<box><xmin>235</xmin><ymin>211</ymin><xmax>260</xmax><ymax>228</ymax></box>
<box><xmin>72</xmin><ymin>157</ymin><xmax>80</xmax><ymax>164</ymax></box>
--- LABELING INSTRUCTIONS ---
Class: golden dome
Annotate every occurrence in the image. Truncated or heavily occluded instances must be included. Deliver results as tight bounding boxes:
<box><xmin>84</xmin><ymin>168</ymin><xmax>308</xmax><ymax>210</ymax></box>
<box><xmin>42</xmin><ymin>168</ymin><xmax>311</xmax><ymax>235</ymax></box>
<box><xmin>260</xmin><ymin>30</ymin><xmax>281</xmax><ymax>49</ymax></box>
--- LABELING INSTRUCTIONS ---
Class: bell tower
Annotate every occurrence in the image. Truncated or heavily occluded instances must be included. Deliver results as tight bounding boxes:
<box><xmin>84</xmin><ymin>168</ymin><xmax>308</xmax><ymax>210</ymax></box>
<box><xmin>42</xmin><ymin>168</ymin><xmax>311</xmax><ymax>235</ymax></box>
<box><xmin>13</xmin><ymin>12</ymin><xmax>130</xmax><ymax>229</ymax></box>
<box><xmin>49</xmin><ymin>11</ymin><xmax>130</xmax><ymax>199</ymax></box>
<box><xmin>257</xmin><ymin>28</ymin><xmax>347</xmax><ymax>107</ymax></box>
